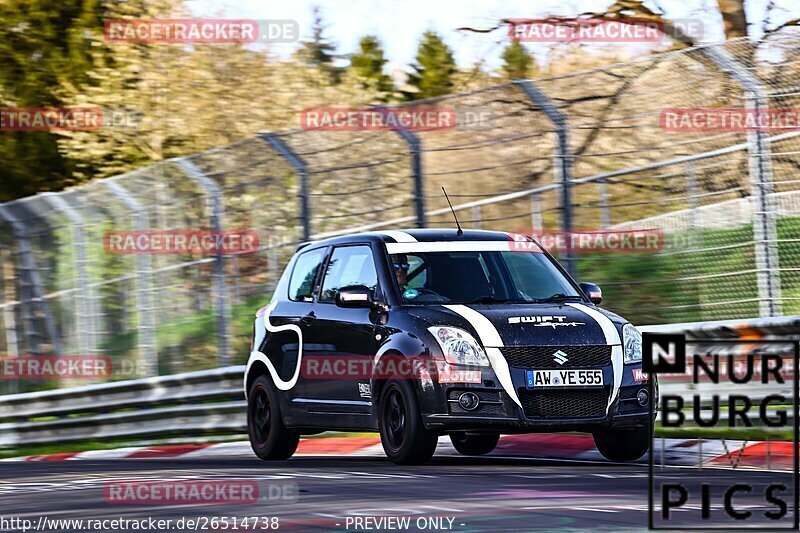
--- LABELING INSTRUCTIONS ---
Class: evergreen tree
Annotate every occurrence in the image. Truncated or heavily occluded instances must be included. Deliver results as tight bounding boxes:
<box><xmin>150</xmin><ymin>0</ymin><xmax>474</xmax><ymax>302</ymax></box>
<box><xmin>298</xmin><ymin>6</ymin><xmax>341</xmax><ymax>82</ymax></box>
<box><xmin>403</xmin><ymin>30</ymin><xmax>456</xmax><ymax>100</ymax></box>
<box><xmin>501</xmin><ymin>40</ymin><xmax>538</xmax><ymax>79</ymax></box>
<box><xmin>350</xmin><ymin>35</ymin><xmax>393</xmax><ymax>97</ymax></box>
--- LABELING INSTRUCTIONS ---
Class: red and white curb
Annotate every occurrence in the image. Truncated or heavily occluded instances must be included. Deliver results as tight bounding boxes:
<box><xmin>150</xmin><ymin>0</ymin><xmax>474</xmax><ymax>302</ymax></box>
<box><xmin>3</xmin><ymin>434</ymin><xmax>790</xmax><ymax>469</ymax></box>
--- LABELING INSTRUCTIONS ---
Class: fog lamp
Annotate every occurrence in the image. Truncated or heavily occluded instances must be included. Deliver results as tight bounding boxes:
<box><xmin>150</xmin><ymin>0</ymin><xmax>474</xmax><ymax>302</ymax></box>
<box><xmin>637</xmin><ymin>388</ymin><xmax>649</xmax><ymax>407</ymax></box>
<box><xmin>458</xmin><ymin>392</ymin><xmax>480</xmax><ymax>411</ymax></box>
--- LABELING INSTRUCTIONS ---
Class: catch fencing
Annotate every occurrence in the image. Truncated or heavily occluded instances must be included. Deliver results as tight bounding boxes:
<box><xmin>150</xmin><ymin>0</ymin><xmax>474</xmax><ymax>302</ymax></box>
<box><xmin>1</xmin><ymin>33</ymin><xmax>800</xmax><ymax>389</ymax></box>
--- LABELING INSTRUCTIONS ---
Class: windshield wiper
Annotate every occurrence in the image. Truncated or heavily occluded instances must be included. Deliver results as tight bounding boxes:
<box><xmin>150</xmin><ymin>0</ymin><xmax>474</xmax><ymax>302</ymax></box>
<box><xmin>536</xmin><ymin>293</ymin><xmax>583</xmax><ymax>302</ymax></box>
<box><xmin>464</xmin><ymin>295</ymin><xmax>511</xmax><ymax>304</ymax></box>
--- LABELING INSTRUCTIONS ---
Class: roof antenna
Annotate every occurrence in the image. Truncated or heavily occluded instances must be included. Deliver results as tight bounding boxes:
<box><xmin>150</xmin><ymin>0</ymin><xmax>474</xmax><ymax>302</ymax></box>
<box><xmin>442</xmin><ymin>187</ymin><xmax>463</xmax><ymax>236</ymax></box>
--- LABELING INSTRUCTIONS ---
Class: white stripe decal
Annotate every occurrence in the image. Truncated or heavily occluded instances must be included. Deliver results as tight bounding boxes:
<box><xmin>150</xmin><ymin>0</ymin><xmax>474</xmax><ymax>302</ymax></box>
<box><xmin>567</xmin><ymin>303</ymin><xmax>623</xmax><ymax>411</ymax></box>
<box><xmin>380</xmin><ymin>230</ymin><xmax>417</xmax><ymax>243</ymax></box>
<box><xmin>246</xmin><ymin>301</ymin><xmax>303</xmax><ymax>391</ymax></box>
<box><xmin>386</xmin><ymin>241</ymin><xmax>541</xmax><ymax>254</ymax></box>
<box><xmin>443</xmin><ymin>304</ymin><xmax>522</xmax><ymax>408</ymax></box>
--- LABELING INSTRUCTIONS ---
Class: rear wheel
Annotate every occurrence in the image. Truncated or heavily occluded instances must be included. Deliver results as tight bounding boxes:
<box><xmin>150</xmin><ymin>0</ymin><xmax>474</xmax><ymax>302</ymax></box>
<box><xmin>379</xmin><ymin>380</ymin><xmax>438</xmax><ymax>465</ymax></box>
<box><xmin>450</xmin><ymin>432</ymin><xmax>499</xmax><ymax>456</ymax></box>
<box><xmin>593</xmin><ymin>426</ymin><xmax>649</xmax><ymax>462</ymax></box>
<box><xmin>247</xmin><ymin>376</ymin><xmax>300</xmax><ymax>461</ymax></box>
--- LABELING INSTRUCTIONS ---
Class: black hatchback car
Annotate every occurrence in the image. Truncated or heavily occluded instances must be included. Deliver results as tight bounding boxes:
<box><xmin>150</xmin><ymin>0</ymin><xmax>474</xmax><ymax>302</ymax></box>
<box><xmin>244</xmin><ymin>229</ymin><xmax>653</xmax><ymax>465</ymax></box>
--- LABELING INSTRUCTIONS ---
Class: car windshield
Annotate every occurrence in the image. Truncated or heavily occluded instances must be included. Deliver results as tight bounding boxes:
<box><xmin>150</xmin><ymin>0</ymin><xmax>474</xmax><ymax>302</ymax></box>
<box><xmin>390</xmin><ymin>249</ymin><xmax>582</xmax><ymax>304</ymax></box>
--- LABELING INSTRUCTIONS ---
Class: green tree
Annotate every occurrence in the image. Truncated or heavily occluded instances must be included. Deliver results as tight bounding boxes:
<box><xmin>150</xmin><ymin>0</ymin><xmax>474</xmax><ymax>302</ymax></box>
<box><xmin>403</xmin><ymin>30</ymin><xmax>456</xmax><ymax>100</ymax></box>
<box><xmin>501</xmin><ymin>40</ymin><xmax>537</xmax><ymax>79</ymax></box>
<box><xmin>350</xmin><ymin>35</ymin><xmax>393</xmax><ymax>97</ymax></box>
<box><xmin>297</xmin><ymin>6</ymin><xmax>341</xmax><ymax>82</ymax></box>
<box><xmin>0</xmin><ymin>0</ymin><xmax>105</xmax><ymax>201</ymax></box>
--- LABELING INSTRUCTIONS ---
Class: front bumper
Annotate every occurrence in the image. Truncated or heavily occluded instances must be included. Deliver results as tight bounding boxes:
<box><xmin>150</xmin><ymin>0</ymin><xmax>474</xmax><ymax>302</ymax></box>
<box><xmin>419</xmin><ymin>362</ymin><xmax>654</xmax><ymax>433</ymax></box>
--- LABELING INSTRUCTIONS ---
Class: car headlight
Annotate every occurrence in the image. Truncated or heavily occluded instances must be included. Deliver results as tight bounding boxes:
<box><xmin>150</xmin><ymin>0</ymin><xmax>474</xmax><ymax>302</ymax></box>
<box><xmin>427</xmin><ymin>327</ymin><xmax>490</xmax><ymax>367</ymax></box>
<box><xmin>623</xmin><ymin>323</ymin><xmax>642</xmax><ymax>364</ymax></box>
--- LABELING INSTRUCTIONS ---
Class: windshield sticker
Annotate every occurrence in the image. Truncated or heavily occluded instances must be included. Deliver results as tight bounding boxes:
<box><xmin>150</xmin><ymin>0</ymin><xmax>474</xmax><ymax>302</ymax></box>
<box><xmin>508</xmin><ymin>315</ymin><xmax>585</xmax><ymax>328</ymax></box>
<box><xmin>403</xmin><ymin>288</ymin><xmax>420</xmax><ymax>299</ymax></box>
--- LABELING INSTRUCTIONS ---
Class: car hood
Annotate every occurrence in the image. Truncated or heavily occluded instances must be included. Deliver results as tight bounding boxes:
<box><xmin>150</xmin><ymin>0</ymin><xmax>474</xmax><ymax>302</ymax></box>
<box><xmin>408</xmin><ymin>302</ymin><xmax>625</xmax><ymax>347</ymax></box>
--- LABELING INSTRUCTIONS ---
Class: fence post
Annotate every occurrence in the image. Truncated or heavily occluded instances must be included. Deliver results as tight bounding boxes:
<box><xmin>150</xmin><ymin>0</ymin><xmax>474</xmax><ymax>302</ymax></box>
<box><xmin>686</xmin><ymin>161</ymin><xmax>700</xmax><ymax>233</ymax></box>
<box><xmin>599</xmin><ymin>178</ymin><xmax>610</xmax><ymax>228</ymax></box>
<box><xmin>267</xmin><ymin>235</ymin><xmax>278</xmax><ymax>295</ymax></box>
<box><xmin>0</xmin><ymin>247</ymin><xmax>18</xmax><ymax>358</ymax></box>
<box><xmin>472</xmin><ymin>205</ymin><xmax>482</xmax><ymax>229</ymax></box>
<box><xmin>40</xmin><ymin>193</ymin><xmax>97</xmax><ymax>357</ymax></box>
<box><xmin>685</xmin><ymin>161</ymin><xmax>706</xmax><ymax>318</ymax></box>
<box><xmin>531</xmin><ymin>192</ymin><xmax>543</xmax><ymax>234</ymax></box>
<box><xmin>0</xmin><ymin>204</ymin><xmax>61</xmax><ymax>355</ymax></box>
<box><xmin>103</xmin><ymin>180</ymin><xmax>158</xmax><ymax>377</ymax></box>
<box><xmin>175</xmin><ymin>159</ymin><xmax>231</xmax><ymax>367</ymax></box>
<box><xmin>514</xmin><ymin>79</ymin><xmax>575</xmax><ymax>276</ymax></box>
<box><xmin>260</xmin><ymin>133</ymin><xmax>312</xmax><ymax>240</ymax></box>
<box><xmin>702</xmin><ymin>46</ymin><xmax>781</xmax><ymax>317</ymax></box>
<box><xmin>392</xmin><ymin>128</ymin><xmax>426</xmax><ymax>228</ymax></box>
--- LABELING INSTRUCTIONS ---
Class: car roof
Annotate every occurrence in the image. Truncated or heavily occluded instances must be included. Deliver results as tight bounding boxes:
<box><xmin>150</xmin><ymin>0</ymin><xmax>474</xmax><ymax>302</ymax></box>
<box><xmin>296</xmin><ymin>229</ymin><xmax>517</xmax><ymax>251</ymax></box>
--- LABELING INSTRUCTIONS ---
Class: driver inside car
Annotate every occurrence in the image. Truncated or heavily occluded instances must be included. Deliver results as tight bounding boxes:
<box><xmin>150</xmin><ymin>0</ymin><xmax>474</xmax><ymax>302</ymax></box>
<box><xmin>391</xmin><ymin>253</ymin><xmax>449</xmax><ymax>302</ymax></box>
<box><xmin>392</xmin><ymin>253</ymin><xmax>410</xmax><ymax>290</ymax></box>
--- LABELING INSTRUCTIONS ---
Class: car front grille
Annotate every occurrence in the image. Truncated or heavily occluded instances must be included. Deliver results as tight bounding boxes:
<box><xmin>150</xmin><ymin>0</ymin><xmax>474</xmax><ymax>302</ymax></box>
<box><xmin>520</xmin><ymin>388</ymin><xmax>608</xmax><ymax>419</ymax></box>
<box><xmin>500</xmin><ymin>345</ymin><xmax>611</xmax><ymax>369</ymax></box>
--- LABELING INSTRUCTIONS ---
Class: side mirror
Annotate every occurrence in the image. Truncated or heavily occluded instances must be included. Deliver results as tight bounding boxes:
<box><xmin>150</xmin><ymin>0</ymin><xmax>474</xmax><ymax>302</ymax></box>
<box><xmin>335</xmin><ymin>285</ymin><xmax>374</xmax><ymax>309</ymax></box>
<box><xmin>579</xmin><ymin>282</ymin><xmax>603</xmax><ymax>305</ymax></box>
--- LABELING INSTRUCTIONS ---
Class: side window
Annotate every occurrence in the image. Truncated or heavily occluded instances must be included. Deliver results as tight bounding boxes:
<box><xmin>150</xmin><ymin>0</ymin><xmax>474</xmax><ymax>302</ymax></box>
<box><xmin>320</xmin><ymin>245</ymin><xmax>379</xmax><ymax>303</ymax></box>
<box><xmin>288</xmin><ymin>248</ymin><xmax>326</xmax><ymax>302</ymax></box>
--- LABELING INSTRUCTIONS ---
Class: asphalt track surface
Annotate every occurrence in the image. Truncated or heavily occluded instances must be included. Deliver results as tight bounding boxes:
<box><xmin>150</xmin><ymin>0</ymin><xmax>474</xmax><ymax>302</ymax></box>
<box><xmin>0</xmin><ymin>454</ymin><xmax>795</xmax><ymax>532</ymax></box>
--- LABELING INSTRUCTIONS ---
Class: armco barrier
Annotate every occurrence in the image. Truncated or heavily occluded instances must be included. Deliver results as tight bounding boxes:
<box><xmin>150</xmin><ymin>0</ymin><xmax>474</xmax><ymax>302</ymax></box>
<box><xmin>0</xmin><ymin>317</ymin><xmax>798</xmax><ymax>447</ymax></box>
<box><xmin>0</xmin><ymin>366</ymin><xmax>245</xmax><ymax>446</ymax></box>
<box><xmin>640</xmin><ymin>315</ymin><xmax>800</xmax><ymax>338</ymax></box>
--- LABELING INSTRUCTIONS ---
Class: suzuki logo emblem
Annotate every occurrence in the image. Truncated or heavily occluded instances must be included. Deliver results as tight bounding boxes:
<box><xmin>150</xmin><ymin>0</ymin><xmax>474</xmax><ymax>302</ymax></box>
<box><xmin>553</xmin><ymin>350</ymin><xmax>569</xmax><ymax>365</ymax></box>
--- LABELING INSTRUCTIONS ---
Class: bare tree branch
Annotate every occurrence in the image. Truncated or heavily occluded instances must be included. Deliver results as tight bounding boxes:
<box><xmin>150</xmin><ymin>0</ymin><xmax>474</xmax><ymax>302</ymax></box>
<box><xmin>456</xmin><ymin>1</ymin><xmax>697</xmax><ymax>48</ymax></box>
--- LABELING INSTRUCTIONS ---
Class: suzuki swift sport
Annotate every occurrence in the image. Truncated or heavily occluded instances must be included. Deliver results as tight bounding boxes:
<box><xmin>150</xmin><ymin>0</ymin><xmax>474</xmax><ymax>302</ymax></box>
<box><xmin>244</xmin><ymin>229</ymin><xmax>653</xmax><ymax>465</ymax></box>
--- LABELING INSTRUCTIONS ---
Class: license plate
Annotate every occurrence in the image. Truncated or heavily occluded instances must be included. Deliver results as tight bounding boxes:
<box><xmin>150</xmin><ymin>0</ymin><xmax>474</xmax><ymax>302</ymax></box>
<box><xmin>526</xmin><ymin>369</ymin><xmax>604</xmax><ymax>388</ymax></box>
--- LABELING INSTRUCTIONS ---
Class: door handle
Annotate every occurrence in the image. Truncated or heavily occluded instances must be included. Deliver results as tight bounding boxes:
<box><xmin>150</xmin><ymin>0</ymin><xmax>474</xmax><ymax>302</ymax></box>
<box><xmin>300</xmin><ymin>312</ymin><xmax>316</xmax><ymax>326</ymax></box>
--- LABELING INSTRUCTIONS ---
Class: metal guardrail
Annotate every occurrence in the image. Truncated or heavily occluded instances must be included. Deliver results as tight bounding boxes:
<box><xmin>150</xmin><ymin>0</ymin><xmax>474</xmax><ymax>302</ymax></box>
<box><xmin>640</xmin><ymin>315</ymin><xmax>800</xmax><ymax>338</ymax></box>
<box><xmin>0</xmin><ymin>366</ymin><xmax>245</xmax><ymax>446</ymax></box>
<box><xmin>0</xmin><ymin>316</ymin><xmax>797</xmax><ymax>447</ymax></box>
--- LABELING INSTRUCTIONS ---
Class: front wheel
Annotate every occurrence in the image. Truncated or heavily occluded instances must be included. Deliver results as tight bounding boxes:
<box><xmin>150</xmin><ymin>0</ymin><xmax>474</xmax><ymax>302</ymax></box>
<box><xmin>593</xmin><ymin>426</ymin><xmax>649</xmax><ymax>462</ymax></box>
<box><xmin>450</xmin><ymin>433</ymin><xmax>500</xmax><ymax>456</ymax></box>
<box><xmin>379</xmin><ymin>380</ymin><xmax>438</xmax><ymax>465</ymax></box>
<box><xmin>247</xmin><ymin>376</ymin><xmax>300</xmax><ymax>461</ymax></box>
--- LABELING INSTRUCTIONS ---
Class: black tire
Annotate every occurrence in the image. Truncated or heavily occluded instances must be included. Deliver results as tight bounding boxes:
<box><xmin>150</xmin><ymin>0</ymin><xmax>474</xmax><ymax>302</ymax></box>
<box><xmin>450</xmin><ymin>432</ymin><xmax>500</xmax><ymax>456</ymax></box>
<box><xmin>247</xmin><ymin>375</ymin><xmax>300</xmax><ymax>461</ymax></box>
<box><xmin>593</xmin><ymin>426</ymin><xmax>649</xmax><ymax>462</ymax></box>
<box><xmin>378</xmin><ymin>380</ymin><xmax>438</xmax><ymax>465</ymax></box>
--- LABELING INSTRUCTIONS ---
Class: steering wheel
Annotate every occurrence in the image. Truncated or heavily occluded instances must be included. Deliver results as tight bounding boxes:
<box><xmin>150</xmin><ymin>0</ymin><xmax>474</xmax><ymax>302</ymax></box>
<box><xmin>412</xmin><ymin>287</ymin><xmax>439</xmax><ymax>295</ymax></box>
<box><xmin>406</xmin><ymin>287</ymin><xmax>449</xmax><ymax>302</ymax></box>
